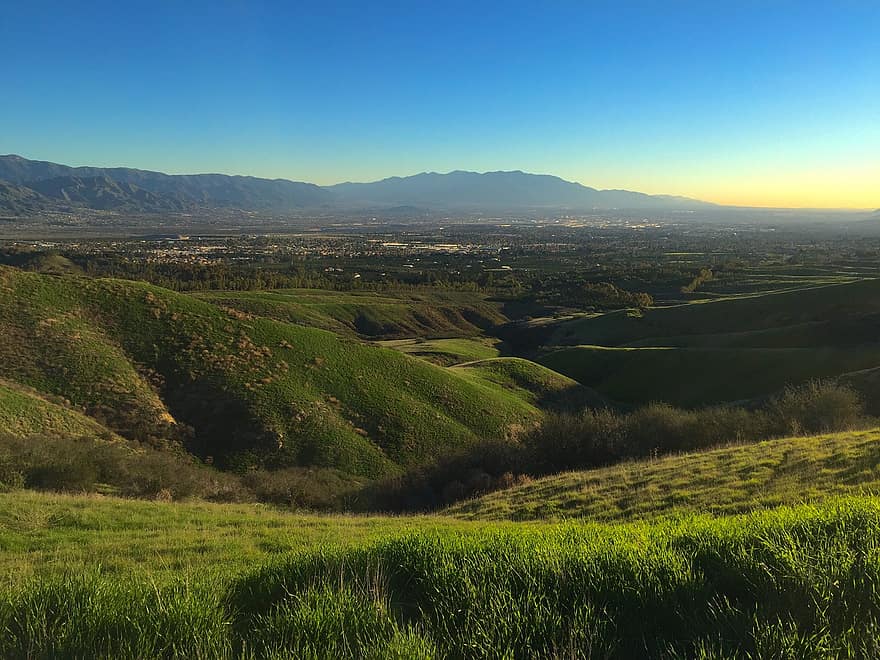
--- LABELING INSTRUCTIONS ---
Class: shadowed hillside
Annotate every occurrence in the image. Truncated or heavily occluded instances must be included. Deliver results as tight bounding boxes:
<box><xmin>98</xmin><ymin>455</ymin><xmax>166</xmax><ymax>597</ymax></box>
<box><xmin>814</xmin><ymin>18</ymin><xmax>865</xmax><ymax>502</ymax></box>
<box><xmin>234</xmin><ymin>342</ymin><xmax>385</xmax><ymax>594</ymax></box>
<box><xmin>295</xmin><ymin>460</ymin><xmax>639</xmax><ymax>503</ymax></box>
<box><xmin>194</xmin><ymin>289</ymin><xmax>506</xmax><ymax>340</ymax></box>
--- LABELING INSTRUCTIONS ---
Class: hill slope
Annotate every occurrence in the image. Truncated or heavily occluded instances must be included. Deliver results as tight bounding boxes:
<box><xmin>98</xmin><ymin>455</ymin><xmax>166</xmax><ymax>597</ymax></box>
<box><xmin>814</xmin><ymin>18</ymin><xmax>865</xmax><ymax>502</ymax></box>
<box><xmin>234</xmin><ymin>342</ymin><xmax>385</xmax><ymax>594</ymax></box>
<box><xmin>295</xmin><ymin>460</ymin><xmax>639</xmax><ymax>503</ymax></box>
<box><xmin>194</xmin><ymin>289</ymin><xmax>506</xmax><ymax>340</ymax></box>
<box><xmin>0</xmin><ymin>267</ymin><xmax>541</xmax><ymax>477</ymax></box>
<box><xmin>539</xmin><ymin>345</ymin><xmax>880</xmax><ymax>407</ymax></box>
<box><xmin>448</xmin><ymin>427</ymin><xmax>880</xmax><ymax>521</ymax></box>
<box><xmin>548</xmin><ymin>278</ymin><xmax>880</xmax><ymax>347</ymax></box>
<box><xmin>0</xmin><ymin>379</ymin><xmax>118</xmax><ymax>439</ymax></box>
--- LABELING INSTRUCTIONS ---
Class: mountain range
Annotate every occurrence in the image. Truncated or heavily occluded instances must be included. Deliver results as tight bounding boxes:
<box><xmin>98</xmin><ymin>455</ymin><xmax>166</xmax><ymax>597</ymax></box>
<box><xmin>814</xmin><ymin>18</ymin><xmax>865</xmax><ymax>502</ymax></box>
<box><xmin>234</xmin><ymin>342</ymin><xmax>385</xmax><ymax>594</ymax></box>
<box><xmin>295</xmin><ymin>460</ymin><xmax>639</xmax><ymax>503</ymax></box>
<box><xmin>0</xmin><ymin>154</ymin><xmax>712</xmax><ymax>215</ymax></box>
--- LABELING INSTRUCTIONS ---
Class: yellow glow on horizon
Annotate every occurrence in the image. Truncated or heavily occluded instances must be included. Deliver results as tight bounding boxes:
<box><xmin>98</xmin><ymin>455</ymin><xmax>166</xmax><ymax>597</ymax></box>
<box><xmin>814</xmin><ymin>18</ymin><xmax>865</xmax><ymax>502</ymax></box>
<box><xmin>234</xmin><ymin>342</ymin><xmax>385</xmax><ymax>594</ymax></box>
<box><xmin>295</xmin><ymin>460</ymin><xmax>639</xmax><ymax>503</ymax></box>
<box><xmin>583</xmin><ymin>163</ymin><xmax>879</xmax><ymax>210</ymax></box>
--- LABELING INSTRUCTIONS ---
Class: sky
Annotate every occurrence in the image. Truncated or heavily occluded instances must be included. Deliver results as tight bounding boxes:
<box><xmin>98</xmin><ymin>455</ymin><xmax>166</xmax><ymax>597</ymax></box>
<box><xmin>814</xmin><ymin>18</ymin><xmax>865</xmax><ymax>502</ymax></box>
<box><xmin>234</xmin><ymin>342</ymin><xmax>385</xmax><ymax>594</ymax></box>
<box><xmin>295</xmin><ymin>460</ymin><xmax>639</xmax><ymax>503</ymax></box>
<box><xmin>1</xmin><ymin>1</ymin><xmax>878</xmax><ymax>208</ymax></box>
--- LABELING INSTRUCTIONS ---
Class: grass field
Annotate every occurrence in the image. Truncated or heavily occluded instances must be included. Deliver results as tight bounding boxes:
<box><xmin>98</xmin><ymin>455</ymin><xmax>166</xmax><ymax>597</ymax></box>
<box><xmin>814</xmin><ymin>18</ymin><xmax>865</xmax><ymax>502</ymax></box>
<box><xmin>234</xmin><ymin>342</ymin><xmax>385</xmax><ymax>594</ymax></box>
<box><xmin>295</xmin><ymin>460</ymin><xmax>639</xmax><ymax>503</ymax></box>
<box><xmin>449</xmin><ymin>427</ymin><xmax>880</xmax><ymax>521</ymax></box>
<box><xmin>3</xmin><ymin>492</ymin><xmax>880</xmax><ymax>657</ymax></box>
<box><xmin>539</xmin><ymin>344</ymin><xmax>880</xmax><ymax>406</ymax></box>
<box><xmin>0</xmin><ymin>491</ymin><xmax>492</xmax><ymax>582</ymax></box>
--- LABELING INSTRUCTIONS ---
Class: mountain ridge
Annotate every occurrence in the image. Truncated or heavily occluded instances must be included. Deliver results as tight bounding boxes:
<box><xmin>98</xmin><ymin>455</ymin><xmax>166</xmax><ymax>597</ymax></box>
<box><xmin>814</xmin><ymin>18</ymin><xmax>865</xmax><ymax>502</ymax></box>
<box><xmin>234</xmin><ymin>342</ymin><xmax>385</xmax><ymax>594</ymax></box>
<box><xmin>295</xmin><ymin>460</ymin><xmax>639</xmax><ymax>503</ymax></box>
<box><xmin>0</xmin><ymin>153</ymin><xmax>712</xmax><ymax>215</ymax></box>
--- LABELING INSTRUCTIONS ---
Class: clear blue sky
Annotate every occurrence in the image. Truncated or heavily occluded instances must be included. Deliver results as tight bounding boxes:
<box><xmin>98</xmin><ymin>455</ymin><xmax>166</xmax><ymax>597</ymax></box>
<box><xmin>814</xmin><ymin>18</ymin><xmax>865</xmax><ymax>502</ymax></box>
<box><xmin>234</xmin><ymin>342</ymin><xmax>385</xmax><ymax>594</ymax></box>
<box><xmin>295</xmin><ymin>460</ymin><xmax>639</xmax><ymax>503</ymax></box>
<box><xmin>2</xmin><ymin>0</ymin><xmax>878</xmax><ymax>206</ymax></box>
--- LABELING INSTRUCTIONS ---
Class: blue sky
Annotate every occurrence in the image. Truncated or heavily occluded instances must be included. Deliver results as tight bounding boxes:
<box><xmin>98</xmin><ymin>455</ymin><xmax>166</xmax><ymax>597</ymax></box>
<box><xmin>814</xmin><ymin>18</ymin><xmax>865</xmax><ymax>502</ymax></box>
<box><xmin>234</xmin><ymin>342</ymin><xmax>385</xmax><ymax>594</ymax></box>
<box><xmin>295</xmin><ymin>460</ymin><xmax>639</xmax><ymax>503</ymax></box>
<box><xmin>1</xmin><ymin>1</ymin><xmax>878</xmax><ymax>206</ymax></box>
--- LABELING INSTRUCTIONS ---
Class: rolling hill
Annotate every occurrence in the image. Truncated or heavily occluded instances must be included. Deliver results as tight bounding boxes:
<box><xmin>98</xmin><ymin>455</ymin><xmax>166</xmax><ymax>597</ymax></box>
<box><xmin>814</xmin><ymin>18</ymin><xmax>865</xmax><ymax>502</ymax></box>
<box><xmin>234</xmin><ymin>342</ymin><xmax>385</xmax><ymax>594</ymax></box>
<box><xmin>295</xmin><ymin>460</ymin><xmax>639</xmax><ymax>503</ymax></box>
<box><xmin>448</xmin><ymin>426</ymin><xmax>880</xmax><ymax>521</ymax></box>
<box><xmin>547</xmin><ymin>278</ymin><xmax>880</xmax><ymax>348</ymax></box>
<box><xmin>0</xmin><ymin>379</ymin><xmax>119</xmax><ymax>439</ymax></box>
<box><xmin>0</xmin><ymin>267</ymin><xmax>544</xmax><ymax>477</ymax></box>
<box><xmin>530</xmin><ymin>278</ymin><xmax>880</xmax><ymax>407</ymax></box>
<box><xmin>193</xmin><ymin>289</ymin><xmax>507</xmax><ymax>340</ymax></box>
<box><xmin>539</xmin><ymin>345</ymin><xmax>880</xmax><ymax>407</ymax></box>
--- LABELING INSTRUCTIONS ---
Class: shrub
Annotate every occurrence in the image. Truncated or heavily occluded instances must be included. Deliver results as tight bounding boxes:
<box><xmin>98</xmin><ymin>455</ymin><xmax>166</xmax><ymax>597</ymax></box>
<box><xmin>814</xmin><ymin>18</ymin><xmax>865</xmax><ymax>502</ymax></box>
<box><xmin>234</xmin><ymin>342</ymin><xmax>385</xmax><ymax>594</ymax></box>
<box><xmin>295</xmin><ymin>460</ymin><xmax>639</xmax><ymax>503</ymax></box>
<box><xmin>766</xmin><ymin>380</ymin><xmax>864</xmax><ymax>436</ymax></box>
<box><xmin>0</xmin><ymin>433</ymin><xmax>246</xmax><ymax>501</ymax></box>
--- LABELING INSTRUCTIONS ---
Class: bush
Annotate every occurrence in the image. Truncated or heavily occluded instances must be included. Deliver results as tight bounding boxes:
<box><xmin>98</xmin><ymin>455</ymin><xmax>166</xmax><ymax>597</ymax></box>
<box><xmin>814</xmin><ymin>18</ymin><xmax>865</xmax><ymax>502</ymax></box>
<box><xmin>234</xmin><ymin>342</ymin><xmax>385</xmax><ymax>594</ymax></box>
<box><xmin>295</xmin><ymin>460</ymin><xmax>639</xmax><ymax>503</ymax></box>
<box><xmin>0</xmin><ymin>433</ymin><xmax>246</xmax><ymax>501</ymax></box>
<box><xmin>766</xmin><ymin>380</ymin><xmax>864</xmax><ymax>436</ymax></box>
<box><xmin>241</xmin><ymin>467</ymin><xmax>364</xmax><ymax>509</ymax></box>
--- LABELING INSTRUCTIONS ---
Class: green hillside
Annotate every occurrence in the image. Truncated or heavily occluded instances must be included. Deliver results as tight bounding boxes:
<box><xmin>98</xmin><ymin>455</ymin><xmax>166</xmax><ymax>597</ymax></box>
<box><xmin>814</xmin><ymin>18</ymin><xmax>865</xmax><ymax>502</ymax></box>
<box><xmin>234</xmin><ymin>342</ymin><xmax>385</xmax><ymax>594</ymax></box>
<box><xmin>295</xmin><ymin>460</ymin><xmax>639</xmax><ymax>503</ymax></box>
<box><xmin>448</xmin><ymin>426</ymin><xmax>880</xmax><ymax>521</ymax></box>
<box><xmin>0</xmin><ymin>267</ymin><xmax>541</xmax><ymax>477</ymax></box>
<box><xmin>376</xmin><ymin>337</ymin><xmax>501</xmax><ymax>365</ymax></box>
<box><xmin>549</xmin><ymin>278</ymin><xmax>880</xmax><ymax>347</ymax></box>
<box><xmin>0</xmin><ymin>380</ymin><xmax>117</xmax><ymax>439</ymax></box>
<box><xmin>194</xmin><ymin>288</ymin><xmax>506</xmax><ymax>339</ymax></box>
<box><xmin>454</xmin><ymin>357</ymin><xmax>608</xmax><ymax>410</ymax></box>
<box><xmin>539</xmin><ymin>344</ymin><xmax>880</xmax><ymax>406</ymax></box>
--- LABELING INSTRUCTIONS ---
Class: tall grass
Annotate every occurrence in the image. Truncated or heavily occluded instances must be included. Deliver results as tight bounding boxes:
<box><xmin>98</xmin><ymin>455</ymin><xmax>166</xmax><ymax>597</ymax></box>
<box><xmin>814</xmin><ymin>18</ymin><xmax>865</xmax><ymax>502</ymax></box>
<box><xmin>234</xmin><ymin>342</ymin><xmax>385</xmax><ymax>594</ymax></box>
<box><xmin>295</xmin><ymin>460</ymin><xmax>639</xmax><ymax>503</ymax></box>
<box><xmin>3</xmin><ymin>498</ymin><xmax>880</xmax><ymax>658</ymax></box>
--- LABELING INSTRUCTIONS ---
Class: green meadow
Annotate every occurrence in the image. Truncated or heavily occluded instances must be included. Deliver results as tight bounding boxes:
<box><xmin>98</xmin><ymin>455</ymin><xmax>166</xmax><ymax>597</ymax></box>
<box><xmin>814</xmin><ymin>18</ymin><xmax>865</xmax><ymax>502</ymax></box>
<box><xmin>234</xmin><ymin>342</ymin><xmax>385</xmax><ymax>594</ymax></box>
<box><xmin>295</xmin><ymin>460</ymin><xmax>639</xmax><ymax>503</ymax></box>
<box><xmin>3</xmin><ymin>492</ymin><xmax>880</xmax><ymax>658</ymax></box>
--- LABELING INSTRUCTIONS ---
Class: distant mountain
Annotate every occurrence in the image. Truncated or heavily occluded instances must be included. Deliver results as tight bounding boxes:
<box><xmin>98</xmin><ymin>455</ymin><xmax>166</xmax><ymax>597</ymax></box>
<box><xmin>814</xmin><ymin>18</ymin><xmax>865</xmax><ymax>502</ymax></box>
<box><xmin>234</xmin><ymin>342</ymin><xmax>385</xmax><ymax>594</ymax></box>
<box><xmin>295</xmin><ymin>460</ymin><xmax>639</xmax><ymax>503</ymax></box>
<box><xmin>0</xmin><ymin>180</ymin><xmax>51</xmax><ymax>214</ymax></box>
<box><xmin>0</xmin><ymin>154</ymin><xmax>712</xmax><ymax>215</ymax></box>
<box><xmin>29</xmin><ymin>175</ymin><xmax>186</xmax><ymax>212</ymax></box>
<box><xmin>0</xmin><ymin>155</ymin><xmax>332</xmax><ymax>212</ymax></box>
<box><xmin>329</xmin><ymin>170</ymin><xmax>711</xmax><ymax>210</ymax></box>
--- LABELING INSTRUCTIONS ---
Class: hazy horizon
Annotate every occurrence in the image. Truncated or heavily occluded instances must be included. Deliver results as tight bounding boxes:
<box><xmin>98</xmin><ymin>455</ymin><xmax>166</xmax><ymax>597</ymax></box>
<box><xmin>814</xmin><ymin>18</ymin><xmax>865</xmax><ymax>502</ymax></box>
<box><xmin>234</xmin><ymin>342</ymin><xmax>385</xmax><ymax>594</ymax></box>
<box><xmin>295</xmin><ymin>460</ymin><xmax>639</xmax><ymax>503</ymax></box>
<box><xmin>2</xmin><ymin>1</ymin><xmax>877</xmax><ymax>209</ymax></box>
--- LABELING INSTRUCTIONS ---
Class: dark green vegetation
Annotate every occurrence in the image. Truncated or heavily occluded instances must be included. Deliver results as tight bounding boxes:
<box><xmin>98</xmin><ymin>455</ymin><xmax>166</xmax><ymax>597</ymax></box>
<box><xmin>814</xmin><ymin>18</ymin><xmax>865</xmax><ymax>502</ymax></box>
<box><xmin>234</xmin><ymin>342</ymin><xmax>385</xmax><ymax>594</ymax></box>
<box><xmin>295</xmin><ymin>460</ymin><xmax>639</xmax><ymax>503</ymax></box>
<box><xmin>534</xmin><ymin>278</ymin><xmax>880</xmax><ymax>407</ymax></box>
<box><xmin>3</xmin><ymin>495</ymin><xmax>880</xmax><ymax>658</ymax></box>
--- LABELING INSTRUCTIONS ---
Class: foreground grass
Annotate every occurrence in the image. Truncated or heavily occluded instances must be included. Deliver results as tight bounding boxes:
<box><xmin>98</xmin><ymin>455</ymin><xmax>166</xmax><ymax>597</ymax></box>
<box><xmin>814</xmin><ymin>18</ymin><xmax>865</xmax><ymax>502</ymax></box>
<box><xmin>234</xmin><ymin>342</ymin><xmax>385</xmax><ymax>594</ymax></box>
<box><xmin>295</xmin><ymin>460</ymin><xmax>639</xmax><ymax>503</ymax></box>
<box><xmin>3</xmin><ymin>497</ymin><xmax>880</xmax><ymax>657</ymax></box>
<box><xmin>0</xmin><ymin>491</ymin><xmax>497</xmax><ymax>582</ymax></box>
<box><xmin>449</xmin><ymin>427</ymin><xmax>880</xmax><ymax>521</ymax></box>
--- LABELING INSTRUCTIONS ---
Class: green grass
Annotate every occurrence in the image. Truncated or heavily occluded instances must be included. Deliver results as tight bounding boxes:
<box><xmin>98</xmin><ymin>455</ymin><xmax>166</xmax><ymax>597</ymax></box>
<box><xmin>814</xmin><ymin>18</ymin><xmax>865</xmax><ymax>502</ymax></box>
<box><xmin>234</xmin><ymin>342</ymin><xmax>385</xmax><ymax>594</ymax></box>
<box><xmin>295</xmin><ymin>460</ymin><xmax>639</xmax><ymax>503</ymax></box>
<box><xmin>0</xmin><ymin>491</ymin><xmax>495</xmax><ymax>582</ymax></box>
<box><xmin>448</xmin><ymin>427</ymin><xmax>880</xmax><ymax>521</ymax></box>
<box><xmin>376</xmin><ymin>337</ymin><xmax>501</xmax><ymax>365</ymax></box>
<box><xmin>0</xmin><ymin>379</ymin><xmax>117</xmax><ymax>439</ymax></box>
<box><xmin>539</xmin><ymin>344</ymin><xmax>880</xmax><ymax>406</ymax></box>
<box><xmin>0</xmin><ymin>267</ymin><xmax>543</xmax><ymax>476</ymax></box>
<box><xmin>453</xmin><ymin>357</ymin><xmax>608</xmax><ymax>410</ymax></box>
<box><xmin>550</xmin><ymin>277</ymin><xmax>880</xmax><ymax>347</ymax></box>
<box><xmin>4</xmin><ymin>494</ymin><xmax>880</xmax><ymax>657</ymax></box>
<box><xmin>194</xmin><ymin>288</ymin><xmax>507</xmax><ymax>339</ymax></box>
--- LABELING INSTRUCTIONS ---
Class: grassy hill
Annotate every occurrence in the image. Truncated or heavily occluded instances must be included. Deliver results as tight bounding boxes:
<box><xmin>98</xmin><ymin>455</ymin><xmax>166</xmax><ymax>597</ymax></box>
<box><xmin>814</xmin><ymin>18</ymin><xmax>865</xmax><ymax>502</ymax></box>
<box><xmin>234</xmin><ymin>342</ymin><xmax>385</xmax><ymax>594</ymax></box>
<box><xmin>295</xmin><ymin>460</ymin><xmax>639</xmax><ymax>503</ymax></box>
<box><xmin>448</xmin><ymin>426</ymin><xmax>880</xmax><ymax>521</ymax></box>
<box><xmin>194</xmin><ymin>288</ymin><xmax>506</xmax><ymax>339</ymax></box>
<box><xmin>376</xmin><ymin>337</ymin><xmax>501</xmax><ymax>365</ymax></box>
<box><xmin>454</xmin><ymin>357</ymin><xmax>608</xmax><ymax>410</ymax></box>
<box><xmin>0</xmin><ymin>380</ymin><xmax>117</xmax><ymax>439</ymax></box>
<box><xmin>0</xmin><ymin>267</ymin><xmax>542</xmax><ymax>477</ymax></box>
<box><xmin>549</xmin><ymin>278</ymin><xmax>880</xmax><ymax>347</ymax></box>
<box><xmin>539</xmin><ymin>344</ymin><xmax>880</xmax><ymax>406</ymax></box>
